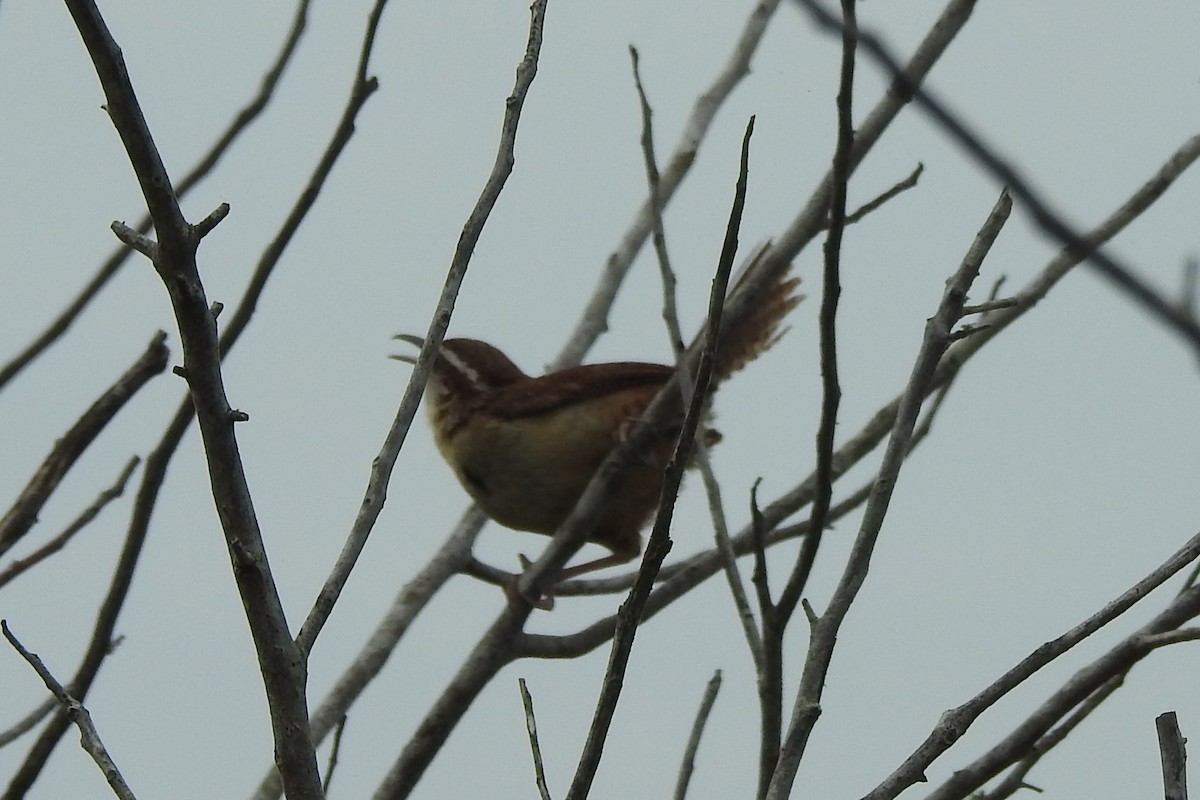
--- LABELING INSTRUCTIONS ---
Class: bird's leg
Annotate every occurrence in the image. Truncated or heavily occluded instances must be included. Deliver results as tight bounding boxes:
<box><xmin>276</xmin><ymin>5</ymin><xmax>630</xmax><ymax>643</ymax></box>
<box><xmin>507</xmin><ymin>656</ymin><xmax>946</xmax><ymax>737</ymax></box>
<box><xmin>506</xmin><ymin>548</ymin><xmax>638</xmax><ymax>610</ymax></box>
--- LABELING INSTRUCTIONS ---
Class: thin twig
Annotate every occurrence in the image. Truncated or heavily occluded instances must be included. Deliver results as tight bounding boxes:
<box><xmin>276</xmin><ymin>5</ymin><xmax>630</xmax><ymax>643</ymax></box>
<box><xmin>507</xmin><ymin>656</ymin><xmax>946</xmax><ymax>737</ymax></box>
<box><xmin>363</xmin><ymin>6</ymin><xmax>550</xmax><ymax>799</ymax></box>
<box><xmin>287</xmin><ymin>0</ymin><xmax>435</xmax><ymax>657</ymax></box>
<box><xmin>630</xmin><ymin>43</ymin><xmax>763</xmax><ymax>670</ymax></box>
<box><xmin>843</xmin><ymin>162</ymin><xmax>923</xmax><ymax>225</ymax></box>
<box><xmin>0</xmin><ymin>0</ymin><xmax>311</xmax><ymax>391</ymax></box>
<box><xmin>766</xmin><ymin>191</ymin><xmax>1012</xmax><ymax>800</ymax></box>
<box><xmin>0</xmin><ymin>335</ymin><xmax>166</xmax><ymax>558</ymax></box>
<box><xmin>864</xmin><ymin>529</ymin><xmax>1200</xmax><ymax>800</ymax></box>
<box><xmin>518</xmin><ymin>679</ymin><xmax>553</xmax><ymax>800</ymax></box>
<box><xmin>978</xmin><ymin>676</ymin><xmax>1123</xmax><ymax>800</ymax></box>
<box><xmin>793</xmin><ymin>0</ymin><xmax>1200</xmax><ymax>359</ymax></box>
<box><xmin>922</xmin><ymin>584</ymin><xmax>1200</xmax><ymax>800</ymax></box>
<box><xmin>756</xmin><ymin>6</ymin><xmax>856</xmax><ymax>794</ymax></box>
<box><xmin>565</xmin><ymin>116</ymin><xmax>755</xmax><ymax>800</ymax></box>
<box><xmin>774</xmin><ymin>0</ymin><xmax>857</xmax><ymax>631</ymax></box>
<box><xmin>673</xmin><ymin>670</ymin><xmax>722</xmax><ymax>800</ymax></box>
<box><xmin>556</xmin><ymin>0</ymin><xmax>782</xmax><ymax>367</ymax></box>
<box><xmin>0</xmin><ymin>456</ymin><xmax>140</xmax><ymax>589</ymax></box>
<box><xmin>321</xmin><ymin>716</ymin><xmax>348</xmax><ymax>795</ymax></box>
<box><xmin>0</xmin><ymin>698</ymin><xmax>57</xmax><ymax>750</ymax></box>
<box><xmin>2</xmin><ymin>622</ymin><xmax>136</xmax><ymax>800</ymax></box>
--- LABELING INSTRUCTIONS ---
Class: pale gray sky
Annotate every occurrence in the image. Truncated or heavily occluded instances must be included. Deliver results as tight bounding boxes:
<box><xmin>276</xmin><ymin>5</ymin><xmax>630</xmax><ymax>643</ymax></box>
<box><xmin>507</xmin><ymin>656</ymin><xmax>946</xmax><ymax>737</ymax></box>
<box><xmin>2</xmin><ymin>1</ymin><xmax>1199</xmax><ymax>798</ymax></box>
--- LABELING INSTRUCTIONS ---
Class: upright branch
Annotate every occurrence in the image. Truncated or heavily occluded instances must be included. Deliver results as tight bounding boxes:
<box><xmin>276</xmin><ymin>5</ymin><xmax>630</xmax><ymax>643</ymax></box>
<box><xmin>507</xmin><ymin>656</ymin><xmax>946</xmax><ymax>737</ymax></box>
<box><xmin>754</xmin><ymin>4</ymin><xmax>855</xmax><ymax>793</ymax></box>
<box><xmin>565</xmin><ymin>116</ymin><xmax>755</xmax><ymax>800</ymax></box>
<box><xmin>63</xmin><ymin>2</ymin><xmax>322</xmax><ymax>796</ymax></box>
<box><xmin>296</xmin><ymin>0</ymin><xmax>547</xmax><ymax>655</ymax></box>
<box><xmin>764</xmin><ymin>191</ymin><xmax>1013</xmax><ymax>799</ymax></box>
<box><xmin>631</xmin><ymin>44</ymin><xmax>765</xmax><ymax>670</ymax></box>
<box><xmin>778</xmin><ymin>0</ymin><xmax>855</xmax><ymax>615</ymax></box>
<box><xmin>557</xmin><ymin>0</ymin><xmax>783</xmax><ymax>366</ymax></box>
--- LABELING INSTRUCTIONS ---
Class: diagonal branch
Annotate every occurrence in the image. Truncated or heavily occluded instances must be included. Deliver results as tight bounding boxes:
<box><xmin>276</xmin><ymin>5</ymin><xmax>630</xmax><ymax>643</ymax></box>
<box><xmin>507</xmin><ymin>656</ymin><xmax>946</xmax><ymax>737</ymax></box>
<box><xmin>296</xmin><ymin>0</ymin><xmax>545</xmax><ymax>656</ymax></box>
<box><xmin>0</xmin><ymin>0</ymin><xmax>311</xmax><ymax>391</ymax></box>
<box><xmin>2</xmin><ymin>622</ymin><xmax>136</xmax><ymax>800</ymax></box>
<box><xmin>0</xmin><ymin>456</ymin><xmax>140</xmax><ymax>590</ymax></box>
<box><xmin>865</xmin><ymin>529</ymin><xmax>1200</xmax><ymax>799</ymax></box>
<box><xmin>765</xmin><ymin>190</ymin><xmax>1013</xmax><ymax>799</ymax></box>
<box><xmin>0</xmin><ymin>333</ymin><xmax>166</xmax><ymax>558</ymax></box>
<box><xmin>924</xmin><ymin>583</ymin><xmax>1200</xmax><ymax>800</ymax></box>
<box><xmin>555</xmin><ymin>0</ymin><xmax>782</xmax><ymax>367</ymax></box>
<box><xmin>793</xmin><ymin>0</ymin><xmax>1200</xmax><ymax>357</ymax></box>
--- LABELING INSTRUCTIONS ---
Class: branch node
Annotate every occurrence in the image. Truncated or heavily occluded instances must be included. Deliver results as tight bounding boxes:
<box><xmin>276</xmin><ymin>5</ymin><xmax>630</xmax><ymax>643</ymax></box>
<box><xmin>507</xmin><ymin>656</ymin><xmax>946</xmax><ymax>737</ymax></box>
<box><xmin>961</xmin><ymin>297</ymin><xmax>1018</xmax><ymax>316</ymax></box>
<box><xmin>111</xmin><ymin>221</ymin><xmax>156</xmax><ymax>258</ymax></box>
<box><xmin>949</xmin><ymin>323</ymin><xmax>991</xmax><ymax>342</ymax></box>
<box><xmin>195</xmin><ymin>202</ymin><xmax>230</xmax><ymax>239</ymax></box>
<box><xmin>801</xmin><ymin>598</ymin><xmax>818</xmax><ymax>628</ymax></box>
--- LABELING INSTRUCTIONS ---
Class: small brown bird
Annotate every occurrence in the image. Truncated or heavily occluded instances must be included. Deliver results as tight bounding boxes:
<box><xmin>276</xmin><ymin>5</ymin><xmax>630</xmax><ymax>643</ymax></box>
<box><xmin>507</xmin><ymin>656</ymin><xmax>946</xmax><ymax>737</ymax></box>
<box><xmin>396</xmin><ymin>266</ymin><xmax>799</xmax><ymax>596</ymax></box>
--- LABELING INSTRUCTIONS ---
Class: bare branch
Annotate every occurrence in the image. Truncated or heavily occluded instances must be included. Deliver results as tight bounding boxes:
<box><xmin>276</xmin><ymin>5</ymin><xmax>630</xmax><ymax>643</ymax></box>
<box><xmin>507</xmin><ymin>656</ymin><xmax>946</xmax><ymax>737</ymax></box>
<box><xmin>250</xmin><ymin>509</ymin><xmax>485</xmax><ymax>800</ymax></box>
<box><xmin>63</xmin><ymin>1</ymin><xmax>322</xmax><ymax>793</ymax></box>
<box><xmin>866</xmin><ymin>529</ymin><xmax>1200</xmax><ymax>799</ymax></box>
<box><xmin>766</xmin><ymin>191</ymin><xmax>1013</xmax><ymax>799</ymax></box>
<box><xmin>1157</xmin><ymin>712</ymin><xmax>1188</xmax><ymax>800</ymax></box>
<box><xmin>566</xmin><ymin>116</ymin><xmax>755</xmax><ymax>800</ymax></box>
<box><xmin>843</xmin><ymin>162</ymin><xmax>923</xmax><ymax>225</ymax></box>
<box><xmin>774</xmin><ymin>0</ymin><xmax>857</xmax><ymax>631</ymax></box>
<box><xmin>296</xmin><ymin>0</ymin><xmax>545</xmax><ymax>655</ymax></box>
<box><xmin>793</xmin><ymin>0</ymin><xmax>1200</xmax><ymax>358</ymax></box>
<box><xmin>673</xmin><ymin>670</ymin><xmax>723</xmax><ymax>800</ymax></box>
<box><xmin>2</xmin><ymin>622</ymin><xmax>136</xmax><ymax>800</ymax></box>
<box><xmin>631</xmin><ymin>43</ymin><xmax>763</xmax><ymax>669</ymax></box>
<box><xmin>0</xmin><ymin>0</ymin><xmax>312</xmax><ymax>391</ymax></box>
<box><xmin>4</xmin><ymin>405</ymin><xmax>189</xmax><ymax>796</ymax></box>
<box><xmin>1182</xmin><ymin>257</ymin><xmax>1198</xmax><ymax>322</ymax></box>
<box><xmin>978</xmin><ymin>676</ymin><xmax>1122</xmax><ymax>800</ymax></box>
<box><xmin>923</xmin><ymin>584</ymin><xmax>1200</xmax><ymax>800</ymax></box>
<box><xmin>556</xmin><ymin>0</ymin><xmax>782</xmax><ymax>367</ymax></box>
<box><xmin>518</xmin><ymin>679</ymin><xmax>553</xmax><ymax>800</ymax></box>
<box><xmin>9</xmin><ymin>0</ymin><xmax>383</xmax><ymax>791</ymax></box>
<box><xmin>757</xmin><ymin>6</ymin><xmax>857</xmax><ymax>791</ymax></box>
<box><xmin>321</xmin><ymin>716</ymin><xmax>348</xmax><ymax>795</ymax></box>
<box><xmin>361</xmin><ymin>7</ymin><xmax>550</xmax><ymax>798</ymax></box>
<box><xmin>193</xmin><ymin>203</ymin><xmax>230</xmax><ymax>239</ymax></box>
<box><xmin>109</xmin><ymin>222</ymin><xmax>155</xmax><ymax>257</ymax></box>
<box><xmin>0</xmin><ymin>333</ymin><xmax>166</xmax><ymax>559</ymax></box>
<box><xmin>0</xmin><ymin>456</ymin><xmax>139</xmax><ymax>590</ymax></box>
<box><xmin>0</xmin><ymin>698</ymin><xmax>56</xmax><ymax>750</ymax></box>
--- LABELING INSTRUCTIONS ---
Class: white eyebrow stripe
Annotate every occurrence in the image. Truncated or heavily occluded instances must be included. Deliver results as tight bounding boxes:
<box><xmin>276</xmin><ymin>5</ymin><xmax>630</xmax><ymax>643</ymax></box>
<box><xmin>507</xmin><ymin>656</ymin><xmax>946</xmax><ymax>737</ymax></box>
<box><xmin>440</xmin><ymin>344</ymin><xmax>487</xmax><ymax>389</ymax></box>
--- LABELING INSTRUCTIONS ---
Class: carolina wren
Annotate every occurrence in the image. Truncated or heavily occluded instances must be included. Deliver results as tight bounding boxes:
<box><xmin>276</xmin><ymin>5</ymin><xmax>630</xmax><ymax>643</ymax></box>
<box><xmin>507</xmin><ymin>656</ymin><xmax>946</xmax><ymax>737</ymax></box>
<box><xmin>395</xmin><ymin>269</ymin><xmax>799</xmax><ymax>589</ymax></box>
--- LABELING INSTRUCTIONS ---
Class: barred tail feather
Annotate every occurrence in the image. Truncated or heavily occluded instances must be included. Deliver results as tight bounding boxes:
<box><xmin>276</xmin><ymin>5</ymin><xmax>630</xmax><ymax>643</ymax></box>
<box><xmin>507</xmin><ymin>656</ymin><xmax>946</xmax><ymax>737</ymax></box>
<box><xmin>715</xmin><ymin>243</ymin><xmax>802</xmax><ymax>382</ymax></box>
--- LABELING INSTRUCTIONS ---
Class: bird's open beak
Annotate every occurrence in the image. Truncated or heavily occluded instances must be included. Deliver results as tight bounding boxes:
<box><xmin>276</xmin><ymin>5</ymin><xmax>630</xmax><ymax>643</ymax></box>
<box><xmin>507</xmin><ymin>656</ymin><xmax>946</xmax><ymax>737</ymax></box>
<box><xmin>390</xmin><ymin>334</ymin><xmax>425</xmax><ymax>364</ymax></box>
